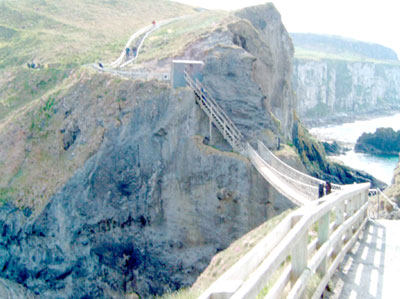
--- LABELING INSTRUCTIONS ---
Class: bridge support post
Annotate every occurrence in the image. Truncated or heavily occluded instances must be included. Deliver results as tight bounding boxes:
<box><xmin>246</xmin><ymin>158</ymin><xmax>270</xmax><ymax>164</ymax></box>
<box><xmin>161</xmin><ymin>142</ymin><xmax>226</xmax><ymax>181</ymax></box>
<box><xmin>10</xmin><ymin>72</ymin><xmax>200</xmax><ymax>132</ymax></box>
<box><xmin>344</xmin><ymin>199</ymin><xmax>354</xmax><ymax>242</ymax></box>
<box><xmin>317</xmin><ymin>212</ymin><xmax>330</xmax><ymax>275</ymax></box>
<box><xmin>356</xmin><ymin>193</ymin><xmax>364</xmax><ymax>227</ymax></box>
<box><xmin>362</xmin><ymin>190</ymin><xmax>368</xmax><ymax>219</ymax></box>
<box><xmin>209</xmin><ymin>117</ymin><xmax>213</xmax><ymax>144</ymax></box>
<box><xmin>377</xmin><ymin>192</ymin><xmax>380</xmax><ymax>219</ymax></box>
<box><xmin>333</xmin><ymin>203</ymin><xmax>344</xmax><ymax>258</ymax></box>
<box><xmin>291</xmin><ymin>230</ymin><xmax>308</xmax><ymax>298</ymax></box>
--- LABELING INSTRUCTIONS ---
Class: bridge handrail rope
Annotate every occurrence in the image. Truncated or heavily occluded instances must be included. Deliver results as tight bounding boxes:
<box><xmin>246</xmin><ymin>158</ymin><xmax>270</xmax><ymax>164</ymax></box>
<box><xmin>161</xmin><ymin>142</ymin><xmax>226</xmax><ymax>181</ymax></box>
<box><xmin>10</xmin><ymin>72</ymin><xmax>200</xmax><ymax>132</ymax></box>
<box><xmin>257</xmin><ymin>140</ymin><xmax>342</xmax><ymax>191</ymax></box>
<box><xmin>185</xmin><ymin>71</ymin><xmax>345</xmax><ymax>204</ymax></box>
<box><xmin>258</xmin><ymin>140</ymin><xmax>325</xmax><ymax>186</ymax></box>
<box><xmin>199</xmin><ymin>182</ymin><xmax>370</xmax><ymax>299</ymax></box>
<box><xmin>248</xmin><ymin>144</ymin><xmax>318</xmax><ymax>203</ymax></box>
<box><xmin>369</xmin><ymin>188</ymin><xmax>399</xmax><ymax>211</ymax></box>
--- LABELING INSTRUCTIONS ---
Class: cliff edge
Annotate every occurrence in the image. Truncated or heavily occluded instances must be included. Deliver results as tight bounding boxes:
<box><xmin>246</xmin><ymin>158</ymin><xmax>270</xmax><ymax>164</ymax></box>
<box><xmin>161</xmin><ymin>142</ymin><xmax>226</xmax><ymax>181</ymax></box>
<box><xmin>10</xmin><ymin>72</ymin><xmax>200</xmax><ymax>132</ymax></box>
<box><xmin>0</xmin><ymin>2</ymin><xmax>298</xmax><ymax>298</ymax></box>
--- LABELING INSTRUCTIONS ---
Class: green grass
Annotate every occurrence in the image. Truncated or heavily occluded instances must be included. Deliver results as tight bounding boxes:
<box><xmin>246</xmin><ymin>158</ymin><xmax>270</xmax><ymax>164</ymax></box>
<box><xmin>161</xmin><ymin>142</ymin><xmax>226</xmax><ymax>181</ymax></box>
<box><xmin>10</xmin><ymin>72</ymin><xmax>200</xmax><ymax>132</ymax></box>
<box><xmin>0</xmin><ymin>0</ymin><xmax>196</xmax><ymax>68</ymax></box>
<box><xmin>29</xmin><ymin>97</ymin><xmax>56</xmax><ymax>133</ymax></box>
<box><xmin>306</xmin><ymin>272</ymin><xmax>324</xmax><ymax>298</ymax></box>
<box><xmin>304</xmin><ymin>102</ymin><xmax>331</xmax><ymax>118</ymax></box>
<box><xmin>0</xmin><ymin>187</ymin><xmax>14</xmax><ymax>203</ymax></box>
<box><xmin>138</xmin><ymin>10</ymin><xmax>229</xmax><ymax>62</ymax></box>
<box><xmin>0</xmin><ymin>67</ymin><xmax>69</xmax><ymax>122</ymax></box>
<box><xmin>0</xmin><ymin>0</ymin><xmax>197</xmax><ymax>135</ymax></box>
<box><xmin>156</xmin><ymin>288</ymin><xmax>202</xmax><ymax>299</ymax></box>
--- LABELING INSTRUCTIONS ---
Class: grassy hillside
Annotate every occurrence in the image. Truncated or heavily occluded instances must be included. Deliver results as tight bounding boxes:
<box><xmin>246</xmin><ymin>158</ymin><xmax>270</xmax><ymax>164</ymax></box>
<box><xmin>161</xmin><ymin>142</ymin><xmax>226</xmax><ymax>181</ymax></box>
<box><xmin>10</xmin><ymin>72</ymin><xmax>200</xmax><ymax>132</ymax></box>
<box><xmin>0</xmin><ymin>0</ymin><xmax>195</xmax><ymax>207</ymax></box>
<box><xmin>139</xmin><ymin>10</ymin><xmax>230</xmax><ymax>62</ymax></box>
<box><xmin>0</xmin><ymin>0</ymin><xmax>196</xmax><ymax>68</ymax></box>
<box><xmin>291</xmin><ymin>33</ymin><xmax>400</xmax><ymax>65</ymax></box>
<box><xmin>0</xmin><ymin>0</ymin><xmax>199</xmax><ymax>128</ymax></box>
<box><xmin>0</xmin><ymin>0</ymin><xmax>232</xmax><ymax>210</ymax></box>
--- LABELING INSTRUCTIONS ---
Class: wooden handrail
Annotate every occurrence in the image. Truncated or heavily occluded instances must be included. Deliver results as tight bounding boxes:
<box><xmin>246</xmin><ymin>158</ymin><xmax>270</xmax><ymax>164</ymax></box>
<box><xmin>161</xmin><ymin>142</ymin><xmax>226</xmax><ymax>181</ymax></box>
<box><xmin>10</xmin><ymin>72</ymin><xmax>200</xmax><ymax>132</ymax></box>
<box><xmin>199</xmin><ymin>182</ymin><xmax>370</xmax><ymax>299</ymax></box>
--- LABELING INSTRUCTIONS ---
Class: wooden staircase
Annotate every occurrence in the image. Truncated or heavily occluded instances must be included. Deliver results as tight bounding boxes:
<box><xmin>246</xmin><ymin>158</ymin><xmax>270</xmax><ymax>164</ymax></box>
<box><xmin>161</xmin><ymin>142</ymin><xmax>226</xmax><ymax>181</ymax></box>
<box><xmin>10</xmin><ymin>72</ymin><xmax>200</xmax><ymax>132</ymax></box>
<box><xmin>184</xmin><ymin>70</ymin><xmax>244</xmax><ymax>153</ymax></box>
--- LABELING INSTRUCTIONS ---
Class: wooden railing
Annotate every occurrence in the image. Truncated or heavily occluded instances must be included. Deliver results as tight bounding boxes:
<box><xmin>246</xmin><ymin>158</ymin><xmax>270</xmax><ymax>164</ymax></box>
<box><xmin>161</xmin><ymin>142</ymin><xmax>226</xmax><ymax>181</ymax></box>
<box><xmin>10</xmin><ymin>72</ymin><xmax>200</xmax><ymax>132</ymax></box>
<box><xmin>368</xmin><ymin>188</ymin><xmax>399</xmax><ymax>219</ymax></box>
<box><xmin>198</xmin><ymin>182</ymin><xmax>370</xmax><ymax>299</ymax></box>
<box><xmin>184</xmin><ymin>71</ymin><xmax>244</xmax><ymax>152</ymax></box>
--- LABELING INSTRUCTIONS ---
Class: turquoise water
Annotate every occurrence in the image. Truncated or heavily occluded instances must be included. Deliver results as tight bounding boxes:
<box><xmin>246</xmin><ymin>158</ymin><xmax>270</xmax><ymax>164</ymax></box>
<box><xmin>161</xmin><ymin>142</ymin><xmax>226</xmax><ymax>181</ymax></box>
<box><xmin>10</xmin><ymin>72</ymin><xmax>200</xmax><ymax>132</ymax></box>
<box><xmin>310</xmin><ymin>113</ymin><xmax>400</xmax><ymax>185</ymax></box>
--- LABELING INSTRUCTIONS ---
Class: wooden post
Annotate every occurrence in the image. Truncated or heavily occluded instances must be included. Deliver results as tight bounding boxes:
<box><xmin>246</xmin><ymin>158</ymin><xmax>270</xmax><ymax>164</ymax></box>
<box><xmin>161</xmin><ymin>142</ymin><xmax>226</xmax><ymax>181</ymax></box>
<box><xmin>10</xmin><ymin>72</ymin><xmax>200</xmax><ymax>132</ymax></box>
<box><xmin>355</xmin><ymin>194</ymin><xmax>360</xmax><ymax>227</ymax></box>
<box><xmin>344</xmin><ymin>199</ymin><xmax>352</xmax><ymax>242</ymax></box>
<box><xmin>317</xmin><ymin>213</ymin><xmax>329</xmax><ymax>275</ymax></box>
<box><xmin>291</xmin><ymin>230</ymin><xmax>308</xmax><ymax>298</ymax></box>
<box><xmin>363</xmin><ymin>190</ymin><xmax>368</xmax><ymax>219</ymax></box>
<box><xmin>209</xmin><ymin>117</ymin><xmax>213</xmax><ymax>144</ymax></box>
<box><xmin>377</xmin><ymin>192</ymin><xmax>380</xmax><ymax>219</ymax></box>
<box><xmin>335</xmin><ymin>203</ymin><xmax>344</xmax><ymax>227</ymax></box>
<box><xmin>333</xmin><ymin>203</ymin><xmax>344</xmax><ymax>258</ymax></box>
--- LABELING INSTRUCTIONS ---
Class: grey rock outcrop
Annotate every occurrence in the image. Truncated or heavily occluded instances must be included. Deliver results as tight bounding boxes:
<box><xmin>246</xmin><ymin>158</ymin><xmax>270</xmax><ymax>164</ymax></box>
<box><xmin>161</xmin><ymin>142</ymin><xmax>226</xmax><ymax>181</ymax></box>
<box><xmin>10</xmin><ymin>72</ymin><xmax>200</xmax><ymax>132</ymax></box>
<box><xmin>184</xmin><ymin>3</ymin><xmax>296</xmax><ymax>144</ymax></box>
<box><xmin>0</xmin><ymin>83</ymin><xmax>289</xmax><ymax>298</ymax></box>
<box><xmin>0</xmin><ymin>277</ymin><xmax>37</xmax><ymax>299</ymax></box>
<box><xmin>0</xmin><ymin>3</ymin><xmax>298</xmax><ymax>298</ymax></box>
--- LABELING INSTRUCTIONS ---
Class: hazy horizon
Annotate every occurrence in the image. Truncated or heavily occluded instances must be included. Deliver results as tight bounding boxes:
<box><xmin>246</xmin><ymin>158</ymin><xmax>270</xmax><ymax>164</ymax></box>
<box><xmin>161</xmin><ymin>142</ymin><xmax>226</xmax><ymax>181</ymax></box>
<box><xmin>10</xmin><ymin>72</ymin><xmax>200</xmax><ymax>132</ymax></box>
<box><xmin>171</xmin><ymin>0</ymin><xmax>400</xmax><ymax>59</ymax></box>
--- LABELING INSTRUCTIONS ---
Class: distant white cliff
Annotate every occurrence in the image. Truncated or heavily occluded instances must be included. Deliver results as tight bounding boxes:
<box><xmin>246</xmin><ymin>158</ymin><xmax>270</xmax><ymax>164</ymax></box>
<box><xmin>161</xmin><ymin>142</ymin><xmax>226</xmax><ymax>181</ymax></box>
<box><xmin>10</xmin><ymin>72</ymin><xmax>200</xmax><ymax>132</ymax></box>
<box><xmin>291</xmin><ymin>34</ymin><xmax>400</xmax><ymax>125</ymax></box>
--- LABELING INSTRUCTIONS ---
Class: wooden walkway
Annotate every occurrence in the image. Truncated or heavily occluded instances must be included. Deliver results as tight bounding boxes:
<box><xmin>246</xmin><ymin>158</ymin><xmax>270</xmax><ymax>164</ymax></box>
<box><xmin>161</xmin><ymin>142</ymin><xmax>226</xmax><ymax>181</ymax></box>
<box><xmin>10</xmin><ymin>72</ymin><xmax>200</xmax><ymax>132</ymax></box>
<box><xmin>328</xmin><ymin>219</ymin><xmax>400</xmax><ymax>299</ymax></box>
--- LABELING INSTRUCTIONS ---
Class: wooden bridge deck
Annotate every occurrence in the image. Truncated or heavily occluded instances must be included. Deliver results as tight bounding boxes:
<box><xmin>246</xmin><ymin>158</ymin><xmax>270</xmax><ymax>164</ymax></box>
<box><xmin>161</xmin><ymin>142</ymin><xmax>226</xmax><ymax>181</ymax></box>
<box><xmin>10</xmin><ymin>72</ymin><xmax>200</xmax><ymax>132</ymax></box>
<box><xmin>328</xmin><ymin>219</ymin><xmax>400</xmax><ymax>299</ymax></box>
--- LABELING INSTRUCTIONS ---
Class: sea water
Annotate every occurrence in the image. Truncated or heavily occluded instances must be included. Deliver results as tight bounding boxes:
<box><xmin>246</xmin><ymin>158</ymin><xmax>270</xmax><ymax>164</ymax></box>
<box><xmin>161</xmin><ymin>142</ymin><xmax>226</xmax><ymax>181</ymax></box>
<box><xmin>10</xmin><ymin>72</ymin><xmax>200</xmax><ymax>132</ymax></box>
<box><xmin>310</xmin><ymin>113</ymin><xmax>400</xmax><ymax>185</ymax></box>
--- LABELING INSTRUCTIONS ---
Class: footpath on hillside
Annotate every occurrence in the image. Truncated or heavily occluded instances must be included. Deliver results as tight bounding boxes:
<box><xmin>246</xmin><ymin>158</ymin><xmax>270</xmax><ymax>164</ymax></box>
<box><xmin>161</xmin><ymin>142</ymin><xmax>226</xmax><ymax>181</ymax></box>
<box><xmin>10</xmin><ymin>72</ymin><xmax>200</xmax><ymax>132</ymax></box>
<box><xmin>326</xmin><ymin>219</ymin><xmax>400</xmax><ymax>299</ymax></box>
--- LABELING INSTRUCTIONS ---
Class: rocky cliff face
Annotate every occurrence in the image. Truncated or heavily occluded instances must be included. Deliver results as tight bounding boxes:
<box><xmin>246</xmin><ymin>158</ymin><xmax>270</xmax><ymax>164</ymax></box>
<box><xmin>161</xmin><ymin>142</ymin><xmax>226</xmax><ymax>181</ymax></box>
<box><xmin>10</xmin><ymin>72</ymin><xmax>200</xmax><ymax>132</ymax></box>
<box><xmin>0</xmin><ymin>83</ymin><xmax>285</xmax><ymax>297</ymax></box>
<box><xmin>183</xmin><ymin>3</ymin><xmax>296</xmax><ymax>145</ymax></box>
<box><xmin>293</xmin><ymin>59</ymin><xmax>400</xmax><ymax>124</ymax></box>
<box><xmin>0</xmin><ymin>4</ymin><xmax>296</xmax><ymax>298</ymax></box>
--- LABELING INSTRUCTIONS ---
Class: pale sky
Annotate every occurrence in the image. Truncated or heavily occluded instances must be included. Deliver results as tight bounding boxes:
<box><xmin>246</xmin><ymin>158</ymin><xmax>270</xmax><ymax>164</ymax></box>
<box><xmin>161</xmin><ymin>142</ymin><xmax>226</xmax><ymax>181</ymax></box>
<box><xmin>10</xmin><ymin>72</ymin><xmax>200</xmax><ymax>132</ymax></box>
<box><xmin>172</xmin><ymin>0</ymin><xmax>400</xmax><ymax>58</ymax></box>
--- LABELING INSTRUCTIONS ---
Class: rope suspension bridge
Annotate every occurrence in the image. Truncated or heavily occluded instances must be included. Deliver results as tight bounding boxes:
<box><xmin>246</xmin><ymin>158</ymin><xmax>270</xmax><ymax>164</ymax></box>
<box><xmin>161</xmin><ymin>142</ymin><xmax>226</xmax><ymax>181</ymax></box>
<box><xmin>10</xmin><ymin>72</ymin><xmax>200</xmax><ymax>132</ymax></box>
<box><xmin>183</xmin><ymin>71</ymin><xmax>400</xmax><ymax>299</ymax></box>
<box><xmin>184</xmin><ymin>70</ymin><xmax>339</xmax><ymax>206</ymax></box>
